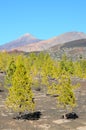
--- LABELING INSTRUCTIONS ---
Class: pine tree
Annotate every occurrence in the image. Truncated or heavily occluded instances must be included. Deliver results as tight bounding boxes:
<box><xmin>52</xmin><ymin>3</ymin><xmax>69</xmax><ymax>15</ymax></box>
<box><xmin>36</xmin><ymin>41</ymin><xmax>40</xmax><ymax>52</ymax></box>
<box><xmin>74</xmin><ymin>61</ymin><xmax>83</xmax><ymax>78</ymax></box>
<box><xmin>56</xmin><ymin>70</ymin><xmax>79</xmax><ymax>113</ymax></box>
<box><xmin>0</xmin><ymin>52</ymin><xmax>10</xmax><ymax>72</ymax></box>
<box><xmin>47</xmin><ymin>68</ymin><xmax>79</xmax><ymax>113</ymax></box>
<box><xmin>5</xmin><ymin>60</ymin><xmax>16</xmax><ymax>88</ymax></box>
<box><xmin>6</xmin><ymin>62</ymin><xmax>35</xmax><ymax>116</ymax></box>
<box><xmin>79</xmin><ymin>59</ymin><xmax>86</xmax><ymax>78</ymax></box>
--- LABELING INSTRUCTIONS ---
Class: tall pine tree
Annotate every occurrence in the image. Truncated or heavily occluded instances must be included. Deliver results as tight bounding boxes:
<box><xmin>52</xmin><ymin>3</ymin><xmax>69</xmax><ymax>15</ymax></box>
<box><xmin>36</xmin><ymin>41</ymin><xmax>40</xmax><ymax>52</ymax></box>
<box><xmin>6</xmin><ymin>61</ymin><xmax>35</xmax><ymax>116</ymax></box>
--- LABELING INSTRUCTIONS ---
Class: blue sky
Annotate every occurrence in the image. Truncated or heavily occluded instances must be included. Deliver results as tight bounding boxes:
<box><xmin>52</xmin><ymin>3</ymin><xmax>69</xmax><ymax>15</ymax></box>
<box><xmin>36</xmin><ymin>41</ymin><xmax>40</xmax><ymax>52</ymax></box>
<box><xmin>0</xmin><ymin>0</ymin><xmax>86</xmax><ymax>45</ymax></box>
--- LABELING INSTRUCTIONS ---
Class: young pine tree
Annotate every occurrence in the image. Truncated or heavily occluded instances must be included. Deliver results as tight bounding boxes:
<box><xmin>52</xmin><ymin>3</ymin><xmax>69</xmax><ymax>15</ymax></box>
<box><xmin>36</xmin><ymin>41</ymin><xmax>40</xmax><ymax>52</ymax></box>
<box><xmin>47</xmin><ymin>69</ymin><xmax>79</xmax><ymax>113</ymax></box>
<box><xmin>5</xmin><ymin>60</ymin><xmax>16</xmax><ymax>88</ymax></box>
<box><xmin>56</xmin><ymin>70</ymin><xmax>79</xmax><ymax>113</ymax></box>
<box><xmin>6</xmin><ymin>63</ymin><xmax>35</xmax><ymax>116</ymax></box>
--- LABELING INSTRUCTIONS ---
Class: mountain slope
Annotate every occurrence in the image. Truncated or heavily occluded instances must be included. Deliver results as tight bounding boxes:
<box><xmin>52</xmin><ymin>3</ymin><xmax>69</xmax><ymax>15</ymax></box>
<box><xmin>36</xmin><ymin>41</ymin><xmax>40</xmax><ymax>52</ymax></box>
<box><xmin>48</xmin><ymin>39</ymin><xmax>86</xmax><ymax>60</ymax></box>
<box><xmin>0</xmin><ymin>33</ymin><xmax>41</xmax><ymax>51</ymax></box>
<box><xmin>49</xmin><ymin>39</ymin><xmax>86</xmax><ymax>51</ymax></box>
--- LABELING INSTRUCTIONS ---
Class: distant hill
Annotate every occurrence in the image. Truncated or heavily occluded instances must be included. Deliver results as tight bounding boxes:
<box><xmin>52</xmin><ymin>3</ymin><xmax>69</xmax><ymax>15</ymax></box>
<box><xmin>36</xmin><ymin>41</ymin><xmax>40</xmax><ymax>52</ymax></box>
<box><xmin>48</xmin><ymin>39</ymin><xmax>86</xmax><ymax>60</ymax></box>
<box><xmin>0</xmin><ymin>33</ymin><xmax>41</xmax><ymax>51</ymax></box>
<box><xmin>48</xmin><ymin>39</ymin><xmax>86</xmax><ymax>50</ymax></box>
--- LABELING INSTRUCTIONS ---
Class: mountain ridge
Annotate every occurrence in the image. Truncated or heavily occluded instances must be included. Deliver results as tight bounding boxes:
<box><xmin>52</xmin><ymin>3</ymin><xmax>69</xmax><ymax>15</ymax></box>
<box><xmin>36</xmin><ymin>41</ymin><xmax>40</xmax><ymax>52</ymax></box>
<box><xmin>13</xmin><ymin>31</ymin><xmax>86</xmax><ymax>52</ymax></box>
<box><xmin>0</xmin><ymin>32</ymin><xmax>86</xmax><ymax>52</ymax></box>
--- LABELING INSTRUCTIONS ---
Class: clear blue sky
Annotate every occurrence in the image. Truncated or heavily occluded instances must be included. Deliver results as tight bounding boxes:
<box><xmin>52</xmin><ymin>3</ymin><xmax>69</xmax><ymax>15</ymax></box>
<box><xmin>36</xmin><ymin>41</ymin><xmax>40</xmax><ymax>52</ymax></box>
<box><xmin>0</xmin><ymin>0</ymin><xmax>86</xmax><ymax>45</ymax></box>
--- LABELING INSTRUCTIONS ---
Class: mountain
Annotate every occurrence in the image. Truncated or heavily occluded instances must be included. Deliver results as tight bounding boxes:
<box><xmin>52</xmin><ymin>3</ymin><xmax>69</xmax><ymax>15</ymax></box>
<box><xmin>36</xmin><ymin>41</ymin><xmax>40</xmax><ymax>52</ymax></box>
<box><xmin>37</xmin><ymin>32</ymin><xmax>86</xmax><ymax>49</ymax></box>
<box><xmin>1</xmin><ymin>32</ymin><xmax>86</xmax><ymax>57</ymax></box>
<box><xmin>0</xmin><ymin>33</ymin><xmax>41</xmax><ymax>51</ymax></box>
<box><xmin>12</xmin><ymin>32</ymin><xmax>86</xmax><ymax>52</ymax></box>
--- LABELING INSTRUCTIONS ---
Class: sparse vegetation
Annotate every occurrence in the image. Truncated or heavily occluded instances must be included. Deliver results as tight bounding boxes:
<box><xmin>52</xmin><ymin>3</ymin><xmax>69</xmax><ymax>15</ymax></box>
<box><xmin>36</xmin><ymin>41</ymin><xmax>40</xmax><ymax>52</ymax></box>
<box><xmin>0</xmin><ymin>51</ymin><xmax>86</xmax><ymax>118</ymax></box>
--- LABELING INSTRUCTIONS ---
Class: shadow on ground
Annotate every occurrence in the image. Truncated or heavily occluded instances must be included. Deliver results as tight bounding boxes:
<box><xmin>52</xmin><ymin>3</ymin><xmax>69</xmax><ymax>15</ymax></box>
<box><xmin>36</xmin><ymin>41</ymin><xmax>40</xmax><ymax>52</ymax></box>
<box><xmin>0</xmin><ymin>89</ymin><xmax>4</xmax><ymax>92</ymax></box>
<box><xmin>62</xmin><ymin>112</ymin><xmax>79</xmax><ymax>119</ymax></box>
<box><xmin>13</xmin><ymin>111</ymin><xmax>42</xmax><ymax>120</ymax></box>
